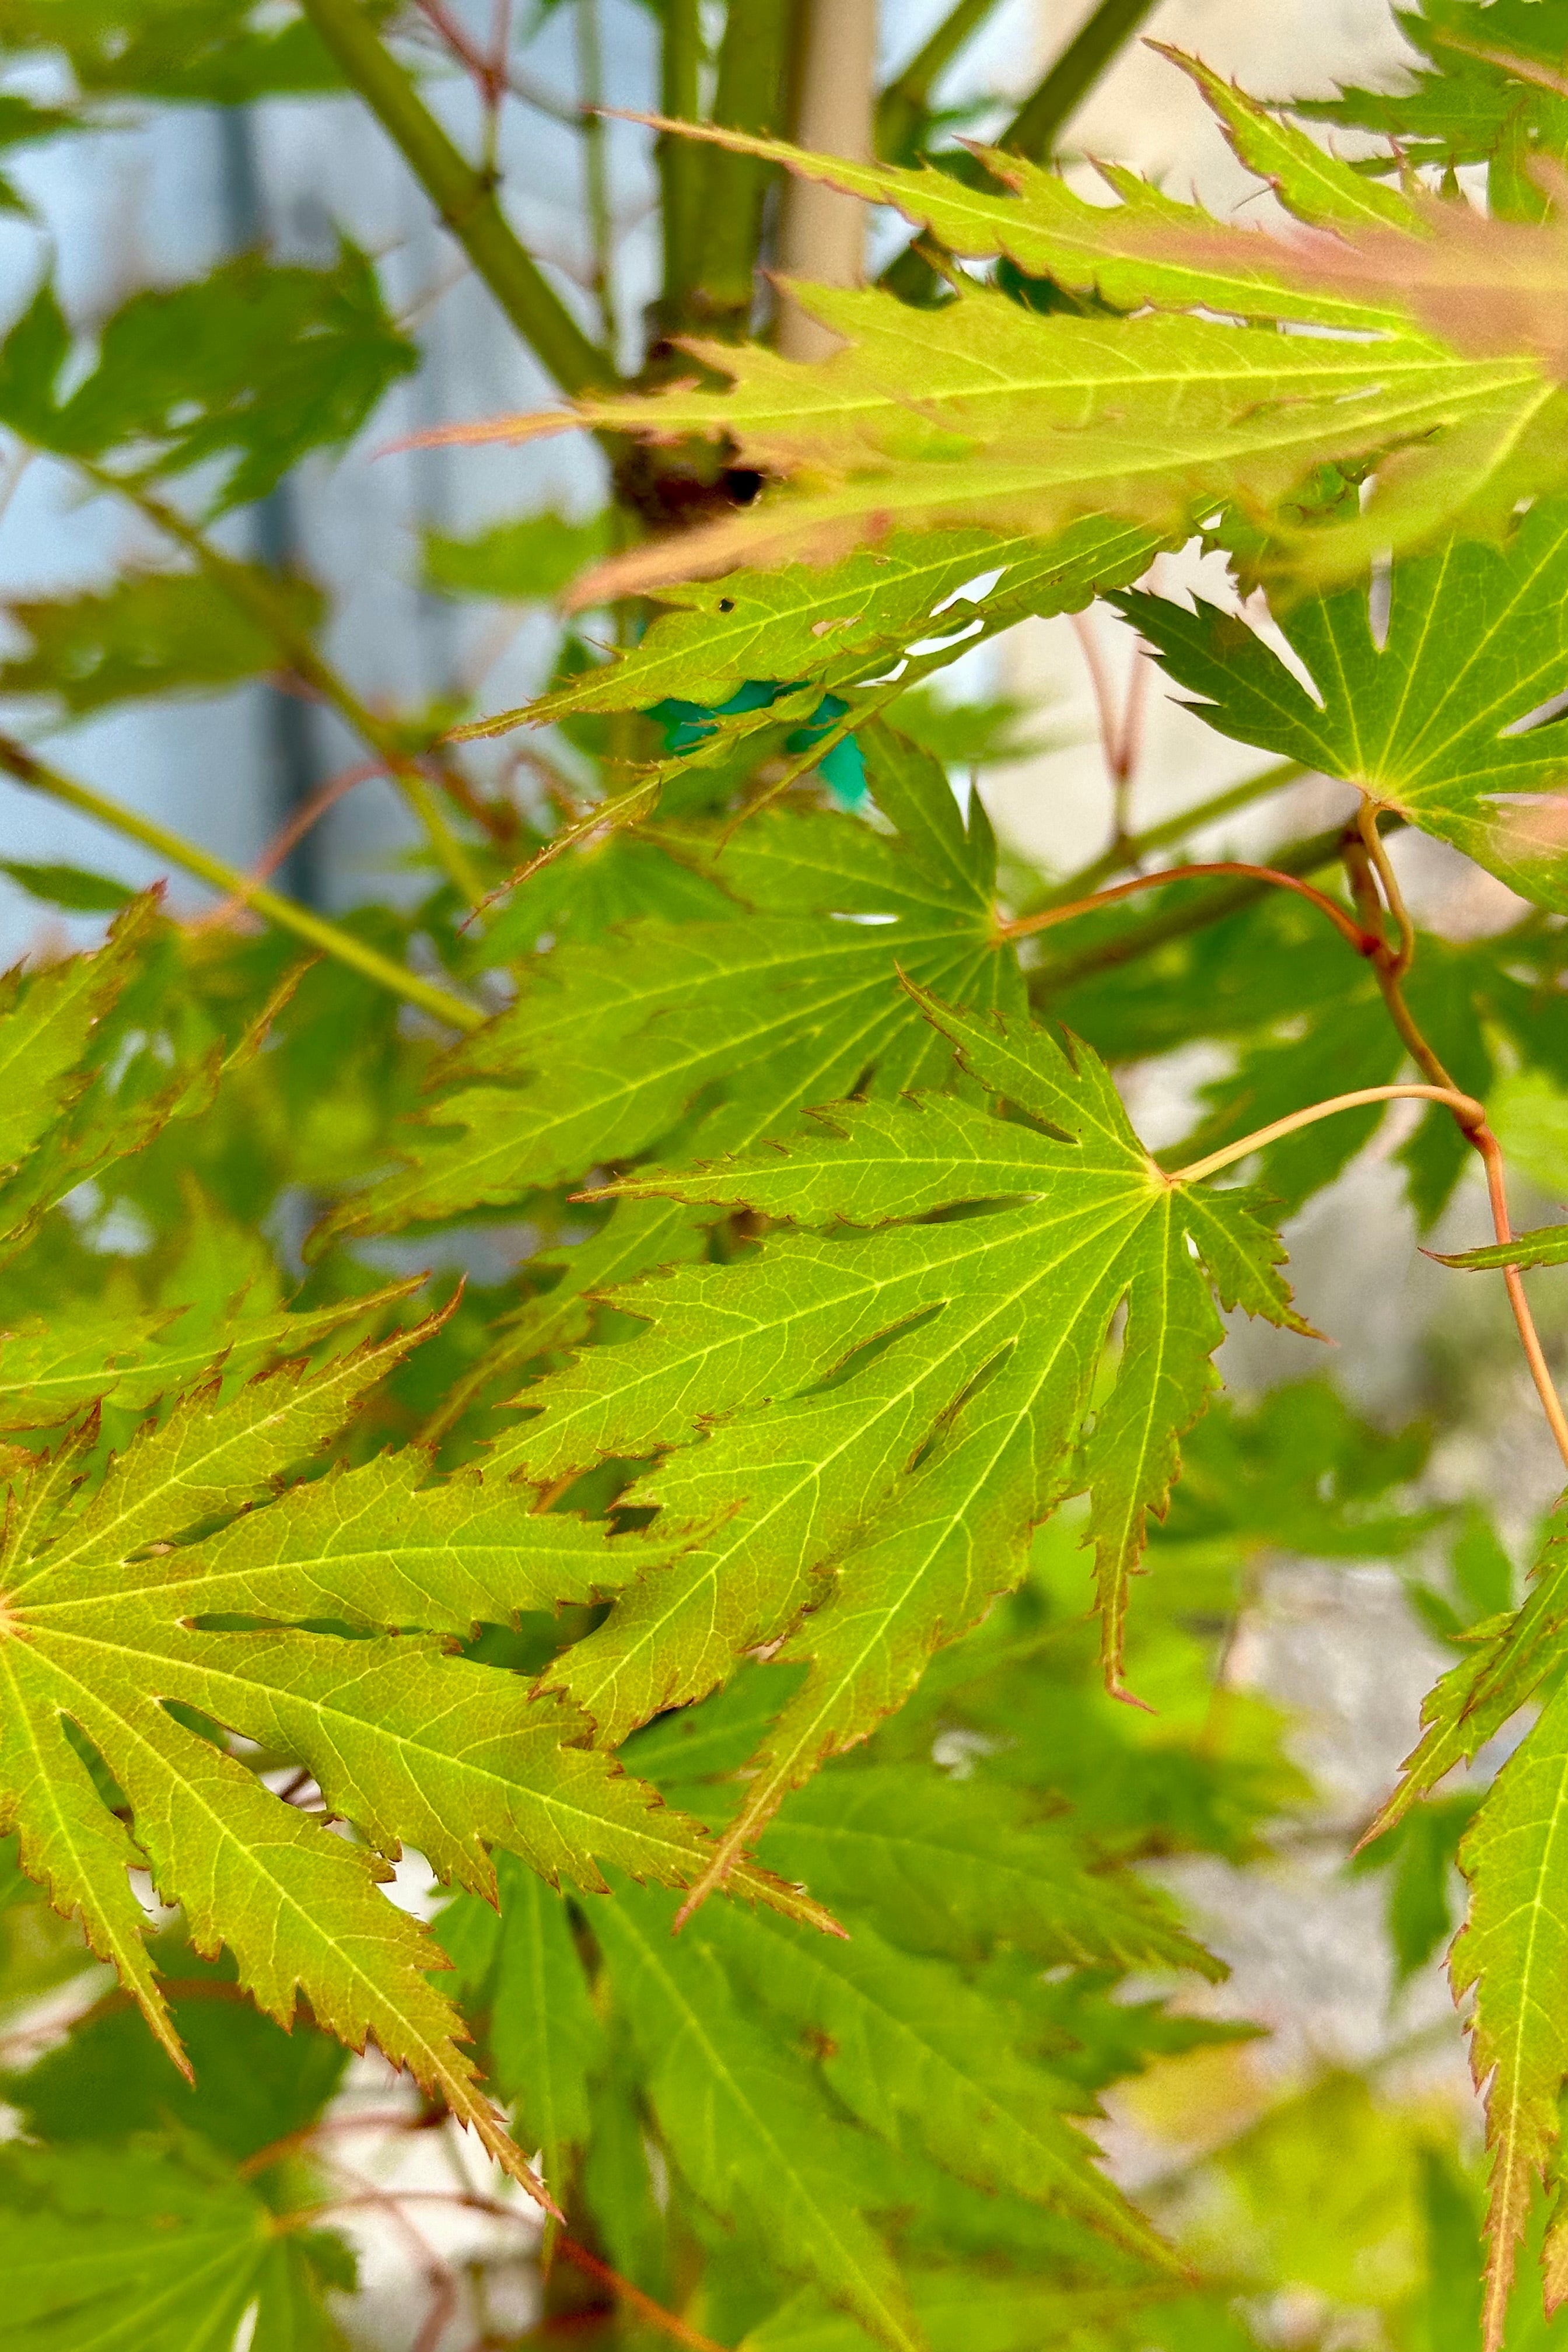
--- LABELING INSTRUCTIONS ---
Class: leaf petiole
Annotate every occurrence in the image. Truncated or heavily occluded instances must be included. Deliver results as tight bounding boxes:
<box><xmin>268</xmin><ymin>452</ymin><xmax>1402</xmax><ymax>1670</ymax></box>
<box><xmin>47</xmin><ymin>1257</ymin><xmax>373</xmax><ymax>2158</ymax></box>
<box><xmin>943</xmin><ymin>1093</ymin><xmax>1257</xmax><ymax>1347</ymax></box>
<box><xmin>1167</xmin><ymin>1082</ymin><xmax>1568</xmax><ymax>1471</ymax></box>
<box><xmin>1164</xmin><ymin>1081</ymin><xmax>1486</xmax><ymax>1185</ymax></box>
<box><xmin>997</xmin><ymin>858</ymin><xmax>1374</xmax><ymax>953</ymax></box>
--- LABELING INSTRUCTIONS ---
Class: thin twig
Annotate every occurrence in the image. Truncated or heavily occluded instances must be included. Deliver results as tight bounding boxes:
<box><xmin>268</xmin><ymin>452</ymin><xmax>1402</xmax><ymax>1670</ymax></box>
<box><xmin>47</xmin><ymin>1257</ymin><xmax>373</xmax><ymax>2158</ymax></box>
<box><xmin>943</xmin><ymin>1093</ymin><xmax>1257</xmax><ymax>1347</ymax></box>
<box><xmin>1357</xmin><ymin>799</ymin><xmax>1415</xmax><ymax>977</ymax></box>
<box><xmin>403</xmin><ymin>12</ymin><xmax>580</xmax><ymax>125</ymax></box>
<box><xmin>1046</xmin><ymin>758</ymin><xmax>1308</xmax><ymax>902</ymax></box>
<box><xmin>74</xmin><ymin>464</ymin><xmax>492</xmax><ymax>902</ymax></box>
<box><xmin>300</xmin><ymin>0</ymin><xmax>617</xmax><ymax>398</ymax></box>
<box><xmin>1069</xmin><ymin>605</ymin><xmax>1154</xmax><ymax>849</ymax></box>
<box><xmin>1342</xmin><ymin>802</ymin><xmax>1568</xmax><ymax>1468</ymax></box>
<box><xmin>415</xmin><ymin>2264</ymin><xmax>460</xmax><ymax>2352</ymax></box>
<box><xmin>416</xmin><ymin>0</ymin><xmax>506</xmax><ymax>110</ymax></box>
<box><xmin>189</xmin><ymin>760</ymin><xmax>380</xmax><ymax>932</ymax></box>
<box><xmin>576</xmin><ymin>0</ymin><xmax>620</xmax><ymax>358</ymax></box>
<box><xmin>238</xmin><ymin>2107</ymin><xmax>432</xmax><ymax>2179</ymax></box>
<box><xmin>0</xmin><ymin>733</ymin><xmax>485</xmax><ymax>1034</ymax></box>
<box><xmin>300</xmin><ymin>2186</ymin><xmax>727</xmax><ymax>2352</ymax></box>
<box><xmin>1070</xmin><ymin>608</ymin><xmax>1123</xmax><ymax>779</ymax></box>
<box><xmin>484</xmin><ymin>0</ymin><xmax>514</xmax><ymax>170</ymax></box>
<box><xmin>1028</xmin><ymin>817</ymin><xmax>1377</xmax><ymax>992</ymax></box>
<box><xmin>996</xmin><ymin>860</ymin><xmax>1376</xmax><ymax>954</ymax></box>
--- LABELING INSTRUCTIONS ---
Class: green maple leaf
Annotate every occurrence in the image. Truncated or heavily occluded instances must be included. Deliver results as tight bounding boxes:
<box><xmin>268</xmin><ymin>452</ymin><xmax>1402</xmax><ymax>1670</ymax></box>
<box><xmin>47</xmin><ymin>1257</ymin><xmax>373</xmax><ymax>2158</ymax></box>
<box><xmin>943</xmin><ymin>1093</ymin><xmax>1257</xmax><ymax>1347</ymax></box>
<box><xmin>480</xmin><ymin>46</ymin><xmax>1563</xmax><ymax>609</ymax></box>
<box><xmin>1118</xmin><ymin>498</ymin><xmax>1568</xmax><ymax>913</ymax></box>
<box><xmin>0</xmin><ymin>565</ymin><xmax>325</xmax><ymax>722</ymax></box>
<box><xmin>322</xmin><ymin>727</ymin><xmax>1021</xmax><ymax>1265</ymax></box>
<box><xmin>1301</xmin><ymin>0</ymin><xmax>1568</xmax><ymax>175</ymax></box>
<box><xmin>697</xmin><ymin>1895</ymin><xmax>1181</xmax><ymax>2270</ymax></box>
<box><xmin>620</xmin><ymin>46</ymin><xmax>1415</xmax><ymax>330</ymax></box>
<box><xmin>0</xmin><ymin>1278</ymin><xmax>417</xmax><ymax>1432</ymax></box>
<box><xmin>503</xmin><ymin>986</ymin><xmax>1300</xmax><ymax>1835</ymax></box>
<box><xmin>747</xmin><ymin>1763</ymin><xmax>1216</xmax><ymax>1978</ymax></box>
<box><xmin>1437</xmin><ymin>1223</ymin><xmax>1568</xmax><ymax>1270</ymax></box>
<box><xmin>0</xmin><ymin>0</ymin><xmax>374</xmax><ymax>102</ymax></box>
<box><xmin>473</xmin><ymin>517</ymin><xmax>1155</xmax><ymax>741</ymax></box>
<box><xmin>0</xmin><ymin>249</ymin><xmax>416</xmax><ymax>513</ymax></box>
<box><xmin>459</xmin><ymin>47</ymin><xmax>1568</xmax><ymax>619</ymax></box>
<box><xmin>1451</xmin><ymin>1662</ymin><xmax>1568</xmax><ymax>2346</ymax></box>
<box><xmin>636</xmin><ymin>1688</ymin><xmax>1214</xmax><ymax>1976</ymax></box>
<box><xmin>1365</xmin><ymin>1498</ymin><xmax>1568</xmax><ymax>1842</ymax></box>
<box><xmin>511</xmin><ymin>278</ymin><xmax>1536</xmax><ymax>604</ymax></box>
<box><xmin>592</xmin><ymin>1880</ymin><xmax>924</xmax><ymax>2352</ymax></box>
<box><xmin>423</xmin><ymin>507</ymin><xmax>613</xmax><ymax>603</ymax></box>
<box><xmin>0</xmin><ymin>2138</ymin><xmax>351</xmax><ymax>2352</ymax></box>
<box><xmin>0</xmin><ymin>1329</ymin><xmax>831</xmax><ymax>2199</ymax></box>
<box><xmin>488</xmin><ymin>1855</ymin><xmax>604</xmax><ymax>2208</ymax></box>
<box><xmin>0</xmin><ymin>893</ymin><xmax>157</xmax><ymax>1175</ymax></box>
<box><xmin>746</xmin><ymin>2276</ymin><xmax>1196</xmax><ymax>2352</ymax></box>
<box><xmin>0</xmin><ymin>907</ymin><xmax>298</xmax><ymax>1258</ymax></box>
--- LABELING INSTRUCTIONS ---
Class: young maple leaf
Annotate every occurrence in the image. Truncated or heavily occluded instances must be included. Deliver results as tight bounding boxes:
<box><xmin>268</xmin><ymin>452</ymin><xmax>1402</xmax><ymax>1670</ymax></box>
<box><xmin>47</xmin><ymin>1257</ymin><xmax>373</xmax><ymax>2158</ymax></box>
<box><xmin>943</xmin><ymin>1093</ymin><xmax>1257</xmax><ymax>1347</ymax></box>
<box><xmin>476</xmin><ymin>282</ymin><xmax>1524</xmax><ymax>604</ymax></box>
<box><xmin>0</xmin><ymin>890</ymin><xmax>159</xmax><ymax>1178</ymax></box>
<box><xmin>430</xmin><ymin>50</ymin><xmax>1554</xmax><ymax>608</ymax></box>
<box><xmin>320</xmin><ymin>725</ymin><xmax>1022</xmax><ymax>1352</ymax></box>
<box><xmin>505</xmin><ymin>514</ymin><xmax>1155</xmax><ymax>727</ymax></box>
<box><xmin>0</xmin><ymin>1326</ymin><xmax>834</xmax><ymax>2205</ymax></box>
<box><xmin>1452</xmin><ymin>1654</ymin><xmax>1568</xmax><ymax>2346</ymax></box>
<box><xmin>499</xmin><ymin>988</ymin><xmax>1304</xmax><ymax>1867</ymax></box>
<box><xmin>1119</xmin><ymin>496</ymin><xmax>1568</xmax><ymax>914</ymax></box>
<box><xmin>1364</xmin><ymin>1500</ymin><xmax>1568</xmax><ymax>1846</ymax></box>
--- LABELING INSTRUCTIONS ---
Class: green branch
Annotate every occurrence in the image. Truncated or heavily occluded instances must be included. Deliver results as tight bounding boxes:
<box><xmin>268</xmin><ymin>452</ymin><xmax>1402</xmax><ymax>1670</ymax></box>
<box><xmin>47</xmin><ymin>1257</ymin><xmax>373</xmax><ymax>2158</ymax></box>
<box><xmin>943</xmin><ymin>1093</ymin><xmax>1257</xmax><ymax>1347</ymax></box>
<box><xmin>576</xmin><ymin>0</ymin><xmax>619</xmax><ymax>356</ymax></box>
<box><xmin>876</xmin><ymin>0</ymin><xmax>1006</xmax><ymax>160</ymax></box>
<box><xmin>0</xmin><ymin>735</ymin><xmax>486</xmax><ymax>1035</ymax></box>
<box><xmin>109</xmin><ymin>475</ymin><xmax>488</xmax><ymax>909</ymax></box>
<box><xmin>1005</xmin><ymin>0</ymin><xmax>1160</xmax><ymax>162</ymax></box>
<box><xmin>1042</xmin><ymin>759</ymin><xmax>1307</xmax><ymax>904</ymax></box>
<box><xmin>299</xmin><ymin>0</ymin><xmax>615</xmax><ymax>397</ymax></box>
<box><xmin>657</xmin><ymin>0</ymin><xmax>705</xmax><ymax>321</ymax></box>
<box><xmin>693</xmin><ymin>0</ymin><xmax>794</xmax><ymax>330</ymax></box>
<box><xmin>881</xmin><ymin>0</ymin><xmax>1159</xmax><ymax>300</ymax></box>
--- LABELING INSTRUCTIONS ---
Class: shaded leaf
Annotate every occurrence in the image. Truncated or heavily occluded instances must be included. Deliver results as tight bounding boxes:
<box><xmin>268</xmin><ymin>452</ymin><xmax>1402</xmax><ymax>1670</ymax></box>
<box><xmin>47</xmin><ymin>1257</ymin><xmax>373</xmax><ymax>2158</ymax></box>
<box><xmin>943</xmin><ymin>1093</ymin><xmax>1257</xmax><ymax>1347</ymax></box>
<box><xmin>489</xmin><ymin>1853</ymin><xmax>604</xmax><ymax>2203</ymax></box>
<box><xmin>697</xmin><ymin>1896</ymin><xmax>1180</xmax><ymax>2267</ymax></box>
<box><xmin>0</xmin><ymin>2137</ymin><xmax>349</xmax><ymax>2351</ymax></box>
<box><xmin>0</xmin><ymin>249</ymin><xmax>416</xmax><ymax>512</ymax></box>
<box><xmin>422</xmin><ymin>509</ymin><xmax>612</xmax><ymax>602</ymax></box>
<box><xmin>0</xmin><ymin>566</ymin><xmax>324</xmax><ymax>720</ymax></box>
<box><xmin>592</xmin><ymin>1879</ymin><xmax>923</xmax><ymax>2352</ymax></box>
<box><xmin>0</xmin><ymin>0</ymin><xmax>374</xmax><ymax>103</ymax></box>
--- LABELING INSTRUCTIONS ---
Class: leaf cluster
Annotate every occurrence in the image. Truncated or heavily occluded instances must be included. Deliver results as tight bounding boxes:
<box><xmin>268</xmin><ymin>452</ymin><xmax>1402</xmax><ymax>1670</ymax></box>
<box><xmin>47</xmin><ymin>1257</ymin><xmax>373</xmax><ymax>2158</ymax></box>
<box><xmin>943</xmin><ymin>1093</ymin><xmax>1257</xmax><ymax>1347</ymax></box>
<box><xmin>2</xmin><ymin>4</ymin><xmax>1568</xmax><ymax>2346</ymax></box>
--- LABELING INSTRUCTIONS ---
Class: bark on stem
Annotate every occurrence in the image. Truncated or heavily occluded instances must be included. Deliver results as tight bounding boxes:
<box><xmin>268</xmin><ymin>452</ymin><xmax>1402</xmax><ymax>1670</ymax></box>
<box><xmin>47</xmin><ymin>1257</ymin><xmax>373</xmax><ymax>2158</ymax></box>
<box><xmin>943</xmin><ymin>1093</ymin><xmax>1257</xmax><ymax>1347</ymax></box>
<box><xmin>777</xmin><ymin>0</ymin><xmax>878</xmax><ymax>360</ymax></box>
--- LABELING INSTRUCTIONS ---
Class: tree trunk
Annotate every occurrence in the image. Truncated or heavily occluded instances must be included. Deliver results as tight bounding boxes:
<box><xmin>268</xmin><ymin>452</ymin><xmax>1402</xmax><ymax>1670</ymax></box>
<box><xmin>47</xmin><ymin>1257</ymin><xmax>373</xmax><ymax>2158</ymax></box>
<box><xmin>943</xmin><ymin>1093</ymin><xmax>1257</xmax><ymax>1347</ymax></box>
<box><xmin>776</xmin><ymin>0</ymin><xmax>877</xmax><ymax>362</ymax></box>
